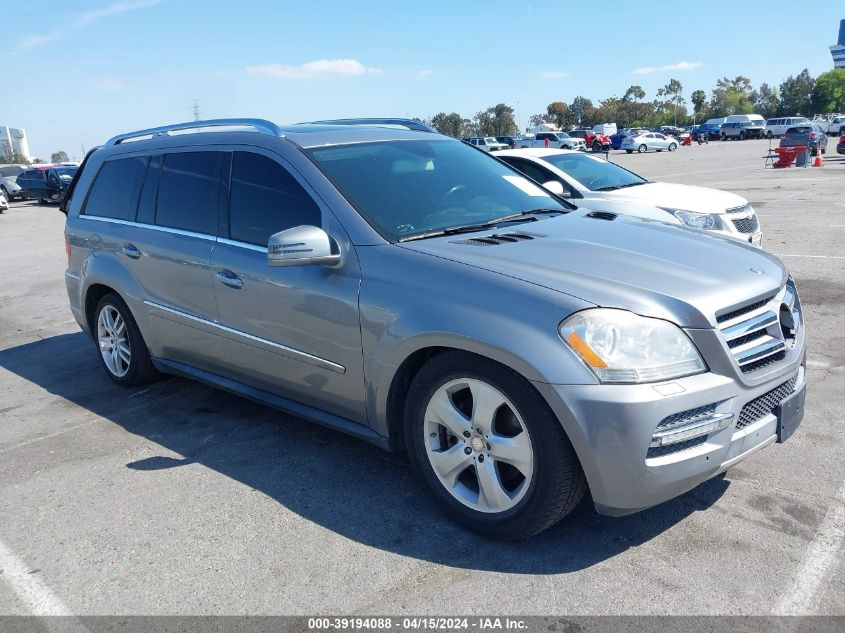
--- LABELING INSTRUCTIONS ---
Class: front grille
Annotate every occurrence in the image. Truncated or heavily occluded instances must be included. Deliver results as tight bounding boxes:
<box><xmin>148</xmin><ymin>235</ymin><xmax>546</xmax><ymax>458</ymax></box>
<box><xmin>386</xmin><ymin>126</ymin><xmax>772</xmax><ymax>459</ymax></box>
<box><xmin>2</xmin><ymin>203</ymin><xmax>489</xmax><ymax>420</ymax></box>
<box><xmin>732</xmin><ymin>215</ymin><xmax>759</xmax><ymax>234</ymax></box>
<box><xmin>716</xmin><ymin>283</ymin><xmax>799</xmax><ymax>376</ymax></box>
<box><xmin>737</xmin><ymin>377</ymin><xmax>797</xmax><ymax>429</ymax></box>
<box><xmin>726</xmin><ymin>203</ymin><xmax>753</xmax><ymax>215</ymax></box>
<box><xmin>716</xmin><ymin>295</ymin><xmax>776</xmax><ymax>324</ymax></box>
<box><xmin>741</xmin><ymin>350</ymin><xmax>786</xmax><ymax>374</ymax></box>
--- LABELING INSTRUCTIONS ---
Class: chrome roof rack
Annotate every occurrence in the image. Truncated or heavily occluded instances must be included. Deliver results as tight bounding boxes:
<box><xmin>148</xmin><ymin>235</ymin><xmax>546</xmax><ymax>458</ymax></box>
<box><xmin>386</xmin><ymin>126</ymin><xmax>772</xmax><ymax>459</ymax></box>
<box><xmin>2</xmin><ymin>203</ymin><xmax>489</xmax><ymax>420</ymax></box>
<box><xmin>303</xmin><ymin>118</ymin><xmax>436</xmax><ymax>133</ymax></box>
<box><xmin>105</xmin><ymin>118</ymin><xmax>284</xmax><ymax>146</ymax></box>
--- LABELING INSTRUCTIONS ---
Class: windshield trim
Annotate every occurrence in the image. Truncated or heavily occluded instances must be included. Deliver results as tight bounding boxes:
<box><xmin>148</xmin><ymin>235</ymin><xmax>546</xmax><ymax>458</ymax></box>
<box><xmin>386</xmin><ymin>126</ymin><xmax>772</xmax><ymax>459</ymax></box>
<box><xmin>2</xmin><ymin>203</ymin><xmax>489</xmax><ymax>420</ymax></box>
<box><xmin>303</xmin><ymin>138</ymin><xmax>575</xmax><ymax>243</ymax></box>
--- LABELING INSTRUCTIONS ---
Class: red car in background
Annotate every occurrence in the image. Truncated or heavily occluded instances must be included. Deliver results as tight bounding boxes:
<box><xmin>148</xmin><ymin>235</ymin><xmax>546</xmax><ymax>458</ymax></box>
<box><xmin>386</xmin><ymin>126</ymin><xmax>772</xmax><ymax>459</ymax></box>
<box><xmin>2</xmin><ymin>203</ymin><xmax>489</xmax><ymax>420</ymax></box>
<box><xmin>568</xmin><ymin>129</ymin><xmax>612</xmax><ymax>152</ymax></box>
<box><xmin>837</xmin><ymin>135</ymin><xmax>845</xmax><ymax>155</ymax></box>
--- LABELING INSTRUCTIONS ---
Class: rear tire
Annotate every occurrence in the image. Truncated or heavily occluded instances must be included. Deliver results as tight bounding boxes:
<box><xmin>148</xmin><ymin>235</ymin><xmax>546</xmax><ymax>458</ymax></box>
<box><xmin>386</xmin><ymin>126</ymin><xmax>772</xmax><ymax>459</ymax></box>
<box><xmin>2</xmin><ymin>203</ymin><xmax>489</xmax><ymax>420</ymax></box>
<box><xmin>739</xmin><ymin>132</ymin><xmax>746</xmax><ymax>140</ymax></box>
<box><xmin>405</xmin><ymin>352</ymin><xmax>586</xmax><ymax>540</ymax></box>
<box><xmin>93</xmin><ymin>293</ymin><xmax>159</xmax><ymax>387</ymax></box>
<box><xmin>721</xmin><ymin>133</ymin><xmax>726</xmax><ymax>141</ymax></box>
<box><xmin>591</xmin><ymin>141</ymin><xmax>602</xmax><ymax>152</ymax></box>
<box><xmin>626</xmin><ymin>150</ymin><xmax>633</xmax><ymax>154</ymax></box>
<box><xmin>638</xmin><ymin>144</ymin><xmax>647</xmax><ymax>153</ymax></box>
<box><xmin>766</xmin><ymin>131</ymin><xmax>773</xmax><ymax>139</ymax></box>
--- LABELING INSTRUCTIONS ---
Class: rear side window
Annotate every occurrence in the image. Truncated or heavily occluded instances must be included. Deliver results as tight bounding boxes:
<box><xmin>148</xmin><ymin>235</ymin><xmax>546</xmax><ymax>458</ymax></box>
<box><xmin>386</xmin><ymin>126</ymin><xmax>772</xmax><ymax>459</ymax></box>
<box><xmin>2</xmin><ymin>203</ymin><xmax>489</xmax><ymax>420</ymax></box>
<box><xmin>83</xmin><ymin>157</ymin><xmax>149</xmax><ymax>220</ymax></box>
<box><xmin>228</xmin><ymin>152</ymin><xmax>321</xmax><ymax>246</ymax></box>
<box><xmin>155</xmin><ymin>152</ymin><xmax>223</xmax><ymax>235</ymax></box>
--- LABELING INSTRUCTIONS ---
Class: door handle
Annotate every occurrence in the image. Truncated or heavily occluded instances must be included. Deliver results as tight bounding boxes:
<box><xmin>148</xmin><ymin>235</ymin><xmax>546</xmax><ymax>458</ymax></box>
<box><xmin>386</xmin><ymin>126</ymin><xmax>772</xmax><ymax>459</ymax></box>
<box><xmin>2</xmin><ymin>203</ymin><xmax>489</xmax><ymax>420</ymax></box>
<box><xmin>216</xmin><ymin>270</ymin><xmax>244</xmax><ymax>289</ymax></box>
<box><xmin>121</xmin><ymin>243</ymin><xmax>141</xmax><ymax>259</ymax></box>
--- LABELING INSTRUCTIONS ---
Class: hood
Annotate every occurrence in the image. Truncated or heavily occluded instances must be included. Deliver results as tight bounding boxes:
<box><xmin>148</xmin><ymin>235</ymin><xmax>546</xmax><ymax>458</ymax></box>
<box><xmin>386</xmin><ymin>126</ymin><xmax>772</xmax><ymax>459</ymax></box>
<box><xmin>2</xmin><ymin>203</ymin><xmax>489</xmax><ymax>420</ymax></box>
<box><xmin>400</xmin><ymin>210</ymin><xmax>786</xmax><ymax>329</ymax></box>
<box><xmin>603</xmin><ymin>181</ymin><xmax>748</xmax><ymax>215</ymax></box>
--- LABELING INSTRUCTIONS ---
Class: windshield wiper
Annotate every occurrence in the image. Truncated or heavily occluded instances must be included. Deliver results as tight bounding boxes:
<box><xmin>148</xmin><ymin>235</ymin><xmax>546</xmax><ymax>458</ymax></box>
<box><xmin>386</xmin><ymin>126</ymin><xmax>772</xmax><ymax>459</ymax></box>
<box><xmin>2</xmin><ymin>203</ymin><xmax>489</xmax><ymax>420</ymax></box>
<box><xmin>594</xmin><ymin>181</ymin><xmax>647</xmax><ymax>192</ymax></box>
<box><xmin>399</xmin><ymin>208</ymin><xmax>564</xmax><ymax>242</ymax></box>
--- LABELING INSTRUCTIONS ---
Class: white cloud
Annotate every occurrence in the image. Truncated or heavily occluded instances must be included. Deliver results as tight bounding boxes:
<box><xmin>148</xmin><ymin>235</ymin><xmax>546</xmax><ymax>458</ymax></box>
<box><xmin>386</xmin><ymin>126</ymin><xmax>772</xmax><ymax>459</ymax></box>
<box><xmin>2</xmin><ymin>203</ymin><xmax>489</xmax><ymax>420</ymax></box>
<box><xmin>246</xmin><ymin>59</ymin><xmax>382</xmax><ymax>80</ymax></box>
<box><xmin>540</xmin><ymin>71</ymin><xmax>569</xmax><ymax>80</ymax></box>
<box><xmin>632</xmin><ymin>61</ymin><xmax>702</xmax><ymax>75</ymax></box>
<box><xmin>14</xmin><ymin>0</ymin><xmax>161</xmax><ymax>53</ymax></box>
<box><xmin>418</xmin><ymin>69</ymin><xmax>434</xmax><ymax>79</ymax></box>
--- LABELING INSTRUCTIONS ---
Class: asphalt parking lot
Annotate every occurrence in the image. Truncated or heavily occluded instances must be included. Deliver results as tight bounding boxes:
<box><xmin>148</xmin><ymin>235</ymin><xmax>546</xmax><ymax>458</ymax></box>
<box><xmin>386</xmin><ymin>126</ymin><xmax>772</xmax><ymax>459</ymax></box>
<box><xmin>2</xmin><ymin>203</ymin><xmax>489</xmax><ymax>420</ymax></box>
<box><xmin>0</xmin><ymin>139</ymin><xmax>843</xmax><ymax>616</ymax></box>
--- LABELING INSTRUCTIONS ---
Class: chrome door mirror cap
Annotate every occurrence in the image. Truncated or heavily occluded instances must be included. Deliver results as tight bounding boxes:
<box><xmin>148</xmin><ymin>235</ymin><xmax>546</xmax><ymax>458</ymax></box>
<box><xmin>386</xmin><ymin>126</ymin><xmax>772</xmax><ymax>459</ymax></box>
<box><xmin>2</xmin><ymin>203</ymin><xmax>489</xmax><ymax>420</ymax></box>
<box><xmin>268</xmin><ymin>225</ymin><xmax>341</xmax><ymax>267</ymax></box>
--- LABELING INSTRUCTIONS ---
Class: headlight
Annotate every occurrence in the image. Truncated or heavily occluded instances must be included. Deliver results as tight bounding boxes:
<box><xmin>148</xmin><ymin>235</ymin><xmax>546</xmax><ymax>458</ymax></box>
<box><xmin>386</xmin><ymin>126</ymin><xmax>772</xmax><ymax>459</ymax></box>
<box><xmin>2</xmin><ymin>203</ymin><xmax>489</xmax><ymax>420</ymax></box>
<box><xmin>559</xmin><ymin>309</ymin><xmax>706</xmax><ymax>383</ymax></box>
<box><xmin>660</xmin><ymin>208</ymin><xmax>723</xmax><ymax>231</ymax></box>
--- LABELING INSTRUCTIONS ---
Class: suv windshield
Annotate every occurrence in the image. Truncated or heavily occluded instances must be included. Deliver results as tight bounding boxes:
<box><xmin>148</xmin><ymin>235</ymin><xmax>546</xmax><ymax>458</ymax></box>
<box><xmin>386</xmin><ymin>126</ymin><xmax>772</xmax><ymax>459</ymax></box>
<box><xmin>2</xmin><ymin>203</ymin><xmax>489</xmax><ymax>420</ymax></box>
<box><xmin>540</xmin><ymin>152</ymin><xmax>647</xmax><ymax>191</ymax></box>
<box><xmin>309</xmin><ymin>139</ymin><xmax>567</xmax><ymax>241</ymax></box>
<box><xmin>0</xmin><ymin>166</ymin><xmax>25</xmax><ymax>177</ymax></box>
<box><xmin>54</xmin><ymin>167</ymin><xmax>77</xmax><ymax>181</ymax></box>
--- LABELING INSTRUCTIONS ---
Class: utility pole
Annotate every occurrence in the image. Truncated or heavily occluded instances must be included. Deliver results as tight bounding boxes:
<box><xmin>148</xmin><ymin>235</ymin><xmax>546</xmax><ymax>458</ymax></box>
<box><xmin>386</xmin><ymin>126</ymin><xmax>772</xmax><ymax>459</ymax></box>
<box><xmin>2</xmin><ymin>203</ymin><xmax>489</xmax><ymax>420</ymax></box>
<box><xmin>192</xmin><ymin>99</ymin><xmax>201</xmax><ymax>122</ymax></box>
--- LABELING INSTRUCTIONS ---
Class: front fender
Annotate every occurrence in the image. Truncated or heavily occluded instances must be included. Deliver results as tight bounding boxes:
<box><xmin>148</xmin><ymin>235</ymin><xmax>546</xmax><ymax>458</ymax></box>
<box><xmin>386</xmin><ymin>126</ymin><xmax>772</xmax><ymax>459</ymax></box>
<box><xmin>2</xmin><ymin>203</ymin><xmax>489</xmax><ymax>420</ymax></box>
<box><xmin>357</xmin><ymin>246</ymin><xmax>598</xmax><ymax>438</ymax></box>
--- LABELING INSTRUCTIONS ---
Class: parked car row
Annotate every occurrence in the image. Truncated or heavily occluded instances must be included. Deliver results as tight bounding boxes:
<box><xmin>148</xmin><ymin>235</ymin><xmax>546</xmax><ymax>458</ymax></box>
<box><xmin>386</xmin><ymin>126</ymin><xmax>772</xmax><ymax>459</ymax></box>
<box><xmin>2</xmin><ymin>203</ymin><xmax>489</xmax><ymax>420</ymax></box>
<box><xmin>59</xmin><ymin>116</ymin><xmax>804</xmax><ymax>541</ymax></box>
<box><xmin>0</xmin><ymin>164</ymin><xmax>27</xmax><ymax>201</ymax></box>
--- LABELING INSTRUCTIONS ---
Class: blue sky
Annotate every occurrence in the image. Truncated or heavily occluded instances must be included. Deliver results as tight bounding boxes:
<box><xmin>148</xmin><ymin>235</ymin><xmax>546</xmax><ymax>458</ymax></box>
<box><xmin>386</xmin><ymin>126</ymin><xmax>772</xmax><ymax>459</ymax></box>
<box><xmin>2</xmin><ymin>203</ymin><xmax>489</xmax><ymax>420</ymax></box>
<box><xmin>5</xmin><ymin>0</ymin><xmax>840</xmax><ymax>160</ymax></box>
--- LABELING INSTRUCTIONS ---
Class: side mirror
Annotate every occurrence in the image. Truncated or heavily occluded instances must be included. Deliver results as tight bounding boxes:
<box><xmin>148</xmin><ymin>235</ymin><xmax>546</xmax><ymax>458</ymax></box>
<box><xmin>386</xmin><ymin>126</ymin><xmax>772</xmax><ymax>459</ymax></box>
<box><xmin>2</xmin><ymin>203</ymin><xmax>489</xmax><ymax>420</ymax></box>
<box><xmin>543</xmin><ymin>180</ymin><xmax>566</xmax><ymax>196</ymax></box>
<box><xmin>268</xmin><ymin>225</ymin><xmax>341</xmax><ymax>268</ymax></box>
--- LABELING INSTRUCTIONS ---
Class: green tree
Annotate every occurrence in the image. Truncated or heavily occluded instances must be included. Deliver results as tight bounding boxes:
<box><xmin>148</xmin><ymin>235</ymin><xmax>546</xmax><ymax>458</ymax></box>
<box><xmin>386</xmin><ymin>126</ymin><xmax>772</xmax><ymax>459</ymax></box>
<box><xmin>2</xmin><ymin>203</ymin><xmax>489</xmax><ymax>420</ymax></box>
<box><xmin>51</xmin><ymin>151</ymin><xmax>70</xmax><ymax>163</ymax></box>
<box><xmin>710</xmin><ymin>76</ymin><xmax>754</xmax><ymax>117</ymax></box>
<box><xmin>778</xmin><ymin>69</ymin><xmax>815</xmax><ymax>116</ymax></box>
<box><xmin>623</xmin><ymin>85</ymin><xmax>646</xmax><ymax>101</ymax></box>
<box><xmin>657</xmin><ymin>78</ymin><xmax>684</xmax><ymax>125</ymax></box>
<box><xmin>0</xmin><ymin>152</ymin><xmax>29</xmax><ymax>165</ymax></box>
<box><xmin>430</xmin><ymin>112</ymin><xmax>471</xmax><ymax>138</ymax></box>
<box><xmin>811</xmin><ymin>69</ymin><xmax>845</xmax><ymax>113</ymax></box>
<box><xmin>751</xmin><ymin>83</ymin><xmax>779</xmax><ymax>119</ymax></box>
<box><xmin>569</xmin><ymin>96</ymin><xmax>595</xmax><ymax>127</ymax></box>
<box><xmin>546</xmin><ymin>101</ymin><xmax>571</xmax><ymax>129</ymax></box>
<box><xmin>529</xmin><ymin>113</ymin><xmax>553</xmax><ymax>128</ymax></box>
<box><xmin>474</xmin><ymin>103</ymin><xmax>517</xmax><ymax>136</ymax></box>
<box><xmin>691</xmin><ymin>89</ymin><xmax>707</xmax><ymax>116</ymax></box>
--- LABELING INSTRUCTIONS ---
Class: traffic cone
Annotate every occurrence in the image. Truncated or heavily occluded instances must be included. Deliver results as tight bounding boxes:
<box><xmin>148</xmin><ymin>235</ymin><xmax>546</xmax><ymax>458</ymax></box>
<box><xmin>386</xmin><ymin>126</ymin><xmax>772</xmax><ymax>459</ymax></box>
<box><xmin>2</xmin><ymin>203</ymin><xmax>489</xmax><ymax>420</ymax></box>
<box><xmin>813</xmin><ymin>145</ymin><xmax>824</xmax><ymax>167</ymax></box>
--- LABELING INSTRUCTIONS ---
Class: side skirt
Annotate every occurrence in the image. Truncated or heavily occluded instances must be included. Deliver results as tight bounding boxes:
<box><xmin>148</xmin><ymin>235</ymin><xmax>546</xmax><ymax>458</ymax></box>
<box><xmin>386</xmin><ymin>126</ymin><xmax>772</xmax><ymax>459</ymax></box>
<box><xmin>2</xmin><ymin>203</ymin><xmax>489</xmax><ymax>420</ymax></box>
<box><xmin>152</xmin><ymin>358</ymin><xmax>392</xmax><ymax>451</ymax></box>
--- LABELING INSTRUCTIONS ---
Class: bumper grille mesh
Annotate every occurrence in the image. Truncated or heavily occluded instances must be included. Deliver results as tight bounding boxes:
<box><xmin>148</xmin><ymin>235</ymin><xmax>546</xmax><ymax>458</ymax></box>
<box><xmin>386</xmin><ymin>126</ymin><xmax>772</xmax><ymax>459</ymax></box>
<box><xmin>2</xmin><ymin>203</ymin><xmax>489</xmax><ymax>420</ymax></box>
<box><xmin>737</xmin><ymin>377</ymin><xmax>797</xmax><ymax>429</ymax></box>
<box><xmin>731</xmin><ymin>215</ymin><xmax>759</xmax><ymax>234</ymax></box>
<box><xmin>647</xmin><ymin>436</ymin><xmax>707</xmax><ymax>459</ymax></box>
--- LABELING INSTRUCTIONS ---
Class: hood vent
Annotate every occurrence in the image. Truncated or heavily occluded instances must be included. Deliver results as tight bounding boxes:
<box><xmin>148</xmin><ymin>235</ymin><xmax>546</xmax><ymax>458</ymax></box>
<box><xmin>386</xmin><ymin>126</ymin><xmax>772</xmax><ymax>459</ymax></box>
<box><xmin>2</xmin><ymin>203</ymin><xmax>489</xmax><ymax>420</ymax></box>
<box><xmin>452</xmin><ymin>232</ymin><xmax>543</xmax><ymax>246</ymax></box>
<box><xmin>585</xmin><ymin>211</ymin><xmax>617</xmax><ymax>221</ymax></box>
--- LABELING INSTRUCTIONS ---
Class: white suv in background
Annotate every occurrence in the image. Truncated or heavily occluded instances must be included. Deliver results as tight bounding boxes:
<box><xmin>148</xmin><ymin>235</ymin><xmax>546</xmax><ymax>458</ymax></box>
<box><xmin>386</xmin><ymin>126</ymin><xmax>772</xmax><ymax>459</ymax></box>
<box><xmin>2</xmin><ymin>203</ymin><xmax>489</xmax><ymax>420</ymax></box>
<box><xmin>494</xmin><ymin>148</ymin><xmax>763</xmax><ymax>247</ymax></box>
<box><xmin>764</xmin><ymin>117</ymin><xmax>810</xmax><ymax>139</ymax></box>
<box><xmin>464</xmin><ymin>137</ymin><xmax>509</xmax><ymax>152</ymax></box>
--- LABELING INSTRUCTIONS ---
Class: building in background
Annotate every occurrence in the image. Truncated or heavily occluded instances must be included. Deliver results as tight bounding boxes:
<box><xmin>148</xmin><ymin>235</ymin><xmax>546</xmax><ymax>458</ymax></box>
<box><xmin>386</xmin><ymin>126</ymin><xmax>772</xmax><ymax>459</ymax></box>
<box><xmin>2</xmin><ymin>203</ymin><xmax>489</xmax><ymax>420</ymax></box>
<box><xmin>0</xmin><ymin>127</ymin><xmax>31</xmax><ymax>161</ymax></box>
<box><xmin>832</xmin><ymin>19</ymin><xmax>845</xmax><ymax>69</ymax></box>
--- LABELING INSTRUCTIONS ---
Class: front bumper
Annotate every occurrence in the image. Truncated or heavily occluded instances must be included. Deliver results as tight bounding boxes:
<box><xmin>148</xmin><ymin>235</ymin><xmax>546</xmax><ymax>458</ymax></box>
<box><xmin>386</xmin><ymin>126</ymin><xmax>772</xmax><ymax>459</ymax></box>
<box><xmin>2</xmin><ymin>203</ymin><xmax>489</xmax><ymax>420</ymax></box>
<box><xmin>534</xmin><ymin>347</ymin><xmax>805</xmax><ymax>516</ymax></box>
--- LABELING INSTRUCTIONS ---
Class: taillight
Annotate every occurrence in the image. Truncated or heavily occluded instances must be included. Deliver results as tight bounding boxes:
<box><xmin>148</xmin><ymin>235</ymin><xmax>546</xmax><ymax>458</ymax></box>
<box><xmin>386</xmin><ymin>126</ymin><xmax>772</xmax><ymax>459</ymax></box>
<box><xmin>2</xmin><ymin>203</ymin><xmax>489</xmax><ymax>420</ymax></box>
<box><xmin>65</xmin><ymin>234</ymin><xmax>70</xmax><ymax>263</ymax></box>
<box><xmin>810</xmin><ymin>133</ymin><xmax>818</xmax><ymax>138</ymax></box>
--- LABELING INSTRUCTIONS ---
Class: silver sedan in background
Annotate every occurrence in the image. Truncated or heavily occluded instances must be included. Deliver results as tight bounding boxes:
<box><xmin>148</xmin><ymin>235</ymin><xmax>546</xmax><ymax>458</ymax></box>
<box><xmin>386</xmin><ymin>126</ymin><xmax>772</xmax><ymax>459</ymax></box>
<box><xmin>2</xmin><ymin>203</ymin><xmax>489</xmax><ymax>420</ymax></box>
<box><xmin>621</xmin><ymin>131</ymin><xmax>679</xmax><ymax>153</ymax></box>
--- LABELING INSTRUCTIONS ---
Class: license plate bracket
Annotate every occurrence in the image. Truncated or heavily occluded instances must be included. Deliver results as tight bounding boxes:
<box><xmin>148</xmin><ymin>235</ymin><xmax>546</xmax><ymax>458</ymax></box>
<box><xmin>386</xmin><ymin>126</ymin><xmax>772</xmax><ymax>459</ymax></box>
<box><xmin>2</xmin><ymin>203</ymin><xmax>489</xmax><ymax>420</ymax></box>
<box><xmin>776</xmin><ymin>383</ymin><xmax>806</xmax><ymax>443</ymax></box>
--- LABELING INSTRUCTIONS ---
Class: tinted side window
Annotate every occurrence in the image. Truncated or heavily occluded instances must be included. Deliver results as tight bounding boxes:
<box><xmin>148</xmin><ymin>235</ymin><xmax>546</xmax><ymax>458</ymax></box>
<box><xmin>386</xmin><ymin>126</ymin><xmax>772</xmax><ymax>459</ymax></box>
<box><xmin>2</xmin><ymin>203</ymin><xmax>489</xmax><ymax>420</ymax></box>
<box><xmin>229</xmin><ymin>152</ymin><xmax>321</xmax><ymax>246</ymax></box>
<box><xmin>136</xmin><ymin>155</ymin><xmax>161</xmax><ymax>225</ymax></box>
<box><xmin>83</xmin><ymin>157</ymin><xmax>148</xmax><ymax>220</ymax></box>
<box><xmin>155</xmin><ymin>152</ymin><xmax>222</xmax><ymax>235</ymax></box>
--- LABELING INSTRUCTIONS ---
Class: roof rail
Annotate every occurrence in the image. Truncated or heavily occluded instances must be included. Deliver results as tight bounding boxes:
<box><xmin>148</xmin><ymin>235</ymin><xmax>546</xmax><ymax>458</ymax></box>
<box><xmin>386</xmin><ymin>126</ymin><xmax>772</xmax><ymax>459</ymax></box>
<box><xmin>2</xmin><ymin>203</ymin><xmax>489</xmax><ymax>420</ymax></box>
<box><xmin>304</xmin><ymin>118</ymin><xmax>436</xmax><ymax>133</ymax></box>
<box><xmin>105</xmin><ymin>118</ymin><xmax>284</xmax><ymax>146</ymax></box>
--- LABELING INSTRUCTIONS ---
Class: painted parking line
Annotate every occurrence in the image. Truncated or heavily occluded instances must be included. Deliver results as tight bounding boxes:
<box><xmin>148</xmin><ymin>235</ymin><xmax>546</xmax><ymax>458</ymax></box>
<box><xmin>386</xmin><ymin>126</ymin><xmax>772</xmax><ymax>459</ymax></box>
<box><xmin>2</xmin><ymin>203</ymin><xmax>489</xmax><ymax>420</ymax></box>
<box><xmin>773</xmin><ymin>255</ymin><xmax>845</xmax><ymax>260</ymax></box>
<box><xmin>0</xmin><ymin>537</ymin><xmax>70</xmax><ymax>616</ymax></box>
<box><xmin>772</xmin><ymin>480</ymin><xmax>845</xmax><ymax>615</ymax></box>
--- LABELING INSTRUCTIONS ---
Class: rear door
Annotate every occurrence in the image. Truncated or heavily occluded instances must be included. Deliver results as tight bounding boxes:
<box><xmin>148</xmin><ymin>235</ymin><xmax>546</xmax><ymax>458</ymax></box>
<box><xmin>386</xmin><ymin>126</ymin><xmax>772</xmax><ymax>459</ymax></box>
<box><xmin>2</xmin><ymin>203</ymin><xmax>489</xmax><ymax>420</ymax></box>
<box><xmin>210</xmin><ymin>148</ymin><xmax>367</xmax><ymax>423</ymax></box>
<box><xmin>121</xmin><ymin>150</ymin><xmax>225</xmax><ymax>372</ymax></box>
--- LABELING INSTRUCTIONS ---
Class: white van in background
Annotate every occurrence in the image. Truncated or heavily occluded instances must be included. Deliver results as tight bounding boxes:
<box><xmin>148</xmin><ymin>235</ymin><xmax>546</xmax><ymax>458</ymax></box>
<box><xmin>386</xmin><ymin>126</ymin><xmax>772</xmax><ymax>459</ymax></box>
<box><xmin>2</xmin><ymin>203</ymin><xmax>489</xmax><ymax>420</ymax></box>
<box><xmin>592</xmin><ymin>123</ymin><xmax>617</xmax><ymax>136</ymax></box>
<box><xmin>764</xmin><ymin>117</ymin><xmax>810</xmax><ymax>138</ymax></box>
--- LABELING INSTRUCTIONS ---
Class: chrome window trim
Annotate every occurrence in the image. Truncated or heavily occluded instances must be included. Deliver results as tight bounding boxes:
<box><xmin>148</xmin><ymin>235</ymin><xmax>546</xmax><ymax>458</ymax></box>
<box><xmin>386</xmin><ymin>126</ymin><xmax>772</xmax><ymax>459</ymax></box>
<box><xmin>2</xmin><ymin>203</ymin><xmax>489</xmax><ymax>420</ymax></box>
<box><xmin>217</xmin><ymin>237</ymin><xmax>266</xmax><ymax>253</ymax></box>
<box><xmin>143</xmin><ymin>300</ymin><xmax>346</xmax><ymax>374</ymax></box>
<box><xmin>78</xmin><ymin>215</ymin><xmax>216</xmax><ymax>241</ymax></box>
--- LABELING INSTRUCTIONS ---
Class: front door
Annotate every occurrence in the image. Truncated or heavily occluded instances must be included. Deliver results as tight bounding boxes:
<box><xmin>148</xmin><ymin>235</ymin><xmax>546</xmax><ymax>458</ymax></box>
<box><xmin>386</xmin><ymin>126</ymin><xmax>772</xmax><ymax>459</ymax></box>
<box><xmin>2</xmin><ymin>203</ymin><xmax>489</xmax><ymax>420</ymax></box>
<box><xmin>210</xmin><ymin>149</ymin><xmax>366</xmax><ymax>424</ymax></box>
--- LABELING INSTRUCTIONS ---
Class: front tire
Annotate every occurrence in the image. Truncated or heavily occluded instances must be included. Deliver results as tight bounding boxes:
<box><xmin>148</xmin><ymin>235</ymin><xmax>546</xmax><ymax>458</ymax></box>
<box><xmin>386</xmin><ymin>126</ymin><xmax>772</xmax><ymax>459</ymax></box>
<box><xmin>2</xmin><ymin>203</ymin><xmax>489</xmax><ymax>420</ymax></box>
<box><xmin>625</xmin><ymin>149</ymin><xmax>633</xmax><ymax>153</ymax></box>
<box><xmin>638</xmin><ymin>144</ymin><xmax>647</xmax><ymax>153</ymax></box>
<box><xmin>94</xmin><ymin>293</ymin><xmax>158</xmax><ymax>386</ymax></box>
<box><xmin>405</xmin><ymin>352</ymin><xmax>586</xmax><ymax>540</ymax></box>
<box><xmin>668</xmin><ymin>143</ymin><xmax>677</xmax><ymax>151</ymax></box>
<box><xmin>591</xmin><ymin>141</ymin><xmax>602</xmax><ymax>152</ymax></box>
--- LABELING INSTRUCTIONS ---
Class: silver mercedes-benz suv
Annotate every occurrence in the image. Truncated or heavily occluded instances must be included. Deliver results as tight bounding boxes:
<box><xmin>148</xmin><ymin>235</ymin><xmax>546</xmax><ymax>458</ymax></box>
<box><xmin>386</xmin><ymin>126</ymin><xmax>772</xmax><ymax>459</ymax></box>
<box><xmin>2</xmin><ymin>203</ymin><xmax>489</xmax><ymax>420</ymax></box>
<box><xmin>62</xmin><ymin>118</ymin><xmax>807</xmax><ymax>540</ymax></box>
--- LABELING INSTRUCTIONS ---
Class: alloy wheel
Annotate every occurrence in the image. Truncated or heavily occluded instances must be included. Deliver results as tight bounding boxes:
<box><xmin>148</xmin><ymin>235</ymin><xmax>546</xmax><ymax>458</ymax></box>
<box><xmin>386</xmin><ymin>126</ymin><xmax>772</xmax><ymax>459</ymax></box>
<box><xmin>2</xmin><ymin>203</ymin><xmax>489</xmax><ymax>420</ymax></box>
<box><xmin>97</xmin><ymin>305</ymin><xmax>131</xmax><ymax>377</ymax></box>
<box><xmin>423</xmin><ymin>378</ymin><xmax>533</xmax><ymax>513</ymax></box>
